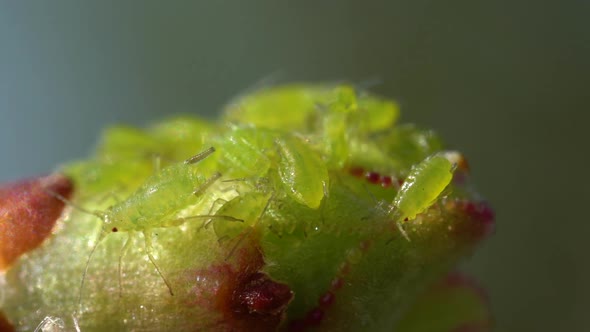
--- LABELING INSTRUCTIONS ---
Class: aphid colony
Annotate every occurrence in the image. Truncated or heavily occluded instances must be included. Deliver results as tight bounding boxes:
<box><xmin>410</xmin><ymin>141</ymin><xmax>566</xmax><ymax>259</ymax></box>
<box><xmin>58</xmin><ymin>84</ymin><xmax>459</xmax><ymax>314</ymax></box>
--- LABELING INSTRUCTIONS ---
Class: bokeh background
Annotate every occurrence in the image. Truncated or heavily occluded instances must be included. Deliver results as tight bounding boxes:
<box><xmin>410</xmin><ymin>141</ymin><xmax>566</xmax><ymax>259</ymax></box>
<box><xmin>1</xmin><ymin>2</ymin><xmax>587</xmax><ymax>330</ymax></box>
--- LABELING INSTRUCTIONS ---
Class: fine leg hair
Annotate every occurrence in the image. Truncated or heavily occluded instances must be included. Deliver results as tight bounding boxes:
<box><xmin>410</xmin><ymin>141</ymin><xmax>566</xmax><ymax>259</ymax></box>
<box><xmin>118</xmin><ymin>233</ymin><xmax>134</xmax><ymax>298</ymax></box>
<box><xmin>77</xmin><ymin>230</ymin><xmax>108</xmax><ymax>312</ymax></box>
<box><xmin>142</xmin><ymin>231</ymin><xmax>174</xmax><ymax>296</ymax></box>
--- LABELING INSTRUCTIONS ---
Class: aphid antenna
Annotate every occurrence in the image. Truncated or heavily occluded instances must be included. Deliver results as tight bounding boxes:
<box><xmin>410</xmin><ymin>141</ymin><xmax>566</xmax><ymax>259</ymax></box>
<box><xmin>220</xmin><ymin>176</ymin><xmax>258</xmax><ymax>191</ymax></box>
<box><xmin>184</xmin><ymin>146</ymin><xmax>215</xmax><ymax>165</ymax></box>
<box><xmin>43</xmin><ymin>188</ymin><xmax>105</xmax><ymax>220</ymax></box>
<box><xmin>43</xmin><ymin>188</ymin><xmax>114</xmax><ymax>314</ymax></box>
<box><xmin>221</xmin><ymin>177</ymin><xmax>249</xmax><ymax>183</ymax></box>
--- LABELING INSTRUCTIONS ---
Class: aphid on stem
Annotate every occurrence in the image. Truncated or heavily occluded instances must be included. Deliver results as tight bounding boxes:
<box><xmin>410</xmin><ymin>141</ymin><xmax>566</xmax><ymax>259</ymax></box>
<box><xmin>47</xmin><ymin>147</ymin><xmax>243</xmax><ymax>313</ymax></box>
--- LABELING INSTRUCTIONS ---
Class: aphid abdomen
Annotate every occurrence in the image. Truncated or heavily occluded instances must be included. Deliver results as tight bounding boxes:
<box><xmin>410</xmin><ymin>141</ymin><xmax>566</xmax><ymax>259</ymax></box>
<box><xmin>139</xmin><ymin>166</ymin><xmax>199</xmax><ymax>218</ymax></box>
<box><xmin>108</xmin><ymin>164</ymin><xmax>202</xmax><ymax>231</ymax></box>
<box><xmin>214</xmin><ymin>127</ymin><xmax>275</xmax><ymax>179</ymax></box>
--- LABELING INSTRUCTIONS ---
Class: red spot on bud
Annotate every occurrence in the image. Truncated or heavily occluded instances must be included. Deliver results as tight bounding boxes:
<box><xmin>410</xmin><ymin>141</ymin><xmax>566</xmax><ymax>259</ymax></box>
<box><xmin>349</xmin><ymin>167</ymin><xmax>364</xmax><ymax>178</ymax></box>
<box><xmin>452</xmin><ymin>200</ymin><xmax>495</xmax><ymax>240</ymax></box>
<box><xmin>185</xmin><ymin>233</ymin><xmax>293</xmax><ymax>331</ymax></box>
<box><xmin>330</xmin><ymin>277</ymin><xmax>344</xmax><ymax>291</ymax></box>
<box><xmin>0</xmin><ymin>173</ymin><xmax>73</xmax><ymax>271</ymax></box>
<box><xmin>233</xmin><ymin>272</ymin><xmax>293</xmax><ymax>316</ymax></box>
<box><xmin>380</xmin><ymin>175</ymin><xmax>393</xmax><ymax>188</ymax></box>
<box><xmin>365</xmin><ymin>171</ymin><xmax>381</xmax><ymax>184</ymax></box>
<box><xmin>319</xmin><ymin>291</ymin><xmax>335</xmax><ymax>307</ymax></box>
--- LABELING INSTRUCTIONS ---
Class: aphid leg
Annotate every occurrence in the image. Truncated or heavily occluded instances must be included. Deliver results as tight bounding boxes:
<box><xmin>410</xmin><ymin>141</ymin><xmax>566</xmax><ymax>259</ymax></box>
<box><xmin>71</xmin><ymin>313</ymin><xmax>81</xmax><ymax>332</ymax></box>
<box><xmin>193</xmin><ymin>172</ymin><xmax>222</xmax><ymax>197</ymax></box>
<box><xmin>118</xmin><ymin>233</ymin><xmax>134</xmax><ymax>298</ymax></box>
<box><xmin>160</xmin><ymin>214</ymin><xmax>243</xmax><ymax>229</ymax></box>
<box><xmin>94</xmin><ymin>189</ymin><xmax>123</xmax><ymax>207</ymax></box>
<box><xmin>395</xmin><ymin>221</ymin><xmax>411</xmax><ymax>242</ymax></box>
<box><xmin>184</xmin><ymin>147</ymin><xmax>215</xmax><ymax>165</ymax></box>
<box><xmin>199</xmin><ymin>198</ymin><xmax>231</xmax><ymax>230</ymax></box>
<box><xmin>142</xmin><ymin>231</ymin><xmax>174</xmax><ymax>296</ymax></box>
<box><xmin>34</xmin><ymin>316</ymin><xmax>64</xmax><ymax>332</ymax></box>
<box><xmin>385</xmin><ymin>209</ymin><xmax>411</xmax><ymax>242</ymax></box>
<box><xmin>77</xmin><ymin>229</ymin><xmax>108</xmax><ymax>312</ymax></box>
<box><xmin>225</xmin><ymin>193</ymin><xmax>273</xmax><ymax>261</ymax></box>
<box><xmin>209</xmin><ymin>197</ymin><xmax>229</xmax><ymax>213</ymax></box>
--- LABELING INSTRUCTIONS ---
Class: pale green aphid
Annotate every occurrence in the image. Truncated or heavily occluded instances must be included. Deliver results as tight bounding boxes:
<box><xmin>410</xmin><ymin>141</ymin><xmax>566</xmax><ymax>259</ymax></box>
<box><xmin>276</xmin><ymin>135</ymin><xmax>329</xmax><ymax>209</ymax></box>
<box><xmin>209</xmin><ymin>133</ymin><xmax>330</xmax><ymax>253</ymax></box>
<box><xmin>52</xmin><ymin>147</ymin><xmax>241</xmax><ymax>308</ymax></box>
<box><xmin>149</xmin><ymin>116</ymin><xmax>216</xmax><ymax>162</ymax></box>
<box><xmin>97</xmin><ymin>126</ymin><xmax>165</xmax><ymax>162</ymax></box>
<box><xmin>391</xmin><ymin>153</ymin><xmax>455</xmax><ymax>223</ymax></box>
<box><xmin>65</xmin><ymin>160</ymin><xmax>153</xmax><ymax>199</ymax></box>
<box><xmin>223</xmin><ymin>84</ymin><xmax>337</xmax><ymax>130</ymax></box>
<box><xmin>212</xmin><ymin>185</ymin><xmax>274</xmax><ymax>259</ymax></box>
<box><xmin>212</xmin><ymin>125</ymin><xmax>276</xmax><ymax>179</ymax></box>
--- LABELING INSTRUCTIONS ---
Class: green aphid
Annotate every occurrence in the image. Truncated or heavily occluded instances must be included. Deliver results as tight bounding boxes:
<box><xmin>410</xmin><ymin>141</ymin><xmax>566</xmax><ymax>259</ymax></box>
<box><xmin>391</xmin><ymin>153</ymin><xmax>455</xmax><ymax>223</ymax></box>
<box><xmin>223</xmin><ymin>83</ymin><xmax>364</xmax><ymax>132</ymax></box>
<box><xmin>376</xmin><ymin>124</ymin><xmax>444</xmax><ymax>172</ymax></box>
<box><xmin>311</xmin><ymin>86</ymin><xmax>400</xmax><ymax>168</ymax></box>
<box><xmin>223</xmin><ymin>84</ymin><xmax>334</xmax><ymax>130</ymax></box>
<box><xmin>96</xmin><ymin>126</ymin><xmax>165</xmax><ymax>162</ymax></box>
<box><xmin>212</xmin><ymin>125</ymin><xmax>276</xmax><ymax>179</ymax></box>
<box><xmin>50</xmin><ymin>147</ymin><xmax>240</xmax><ymax>307</ymax></box>
<box><xmin>65</xmin><ymin>160</ymin><xmax>153</xmax><ymax>200</ymax></box>
<box><xmin>354</xmin><ymin>93</ymin><xmax>400</xmax><ymax>133</ymax></box>
<box><xmin>149</xmin><ymin>116</ymin><xmax>216</xmax><ymax>161</ymax></box>
<box><xmin>275</xmin><ymin>135</ymin><xmax>329</xmax><ymax>209</ymax></box>
<box><xmin>212</xmin><ymin>188</ymin><xmax>273</xmax><ymax>241</ymax></box>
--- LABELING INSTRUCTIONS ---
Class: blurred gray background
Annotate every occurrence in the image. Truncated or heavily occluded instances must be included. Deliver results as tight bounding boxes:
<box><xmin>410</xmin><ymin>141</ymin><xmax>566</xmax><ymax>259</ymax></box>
<box><xmin>1</xmin><ymin>1</ymin><xmax>588</xmax><ymax>330</ymax></box>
